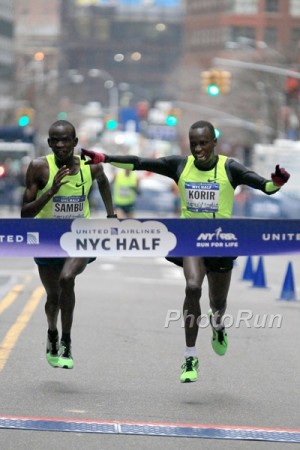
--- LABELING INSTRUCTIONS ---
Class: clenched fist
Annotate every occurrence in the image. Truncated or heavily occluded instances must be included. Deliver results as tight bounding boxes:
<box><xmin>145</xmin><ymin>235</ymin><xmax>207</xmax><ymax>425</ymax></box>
<box><xmin>271</xmin><ymin>165</ymin><xmax>290</xmax><ymax>187</ymax></box>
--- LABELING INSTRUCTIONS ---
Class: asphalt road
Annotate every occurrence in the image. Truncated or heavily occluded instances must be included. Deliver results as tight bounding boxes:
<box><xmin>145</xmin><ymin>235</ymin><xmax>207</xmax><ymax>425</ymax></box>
<box><xmin>0</xmin><ymin>254</ymin><xmax>299</xmax><ymax>450</ymax></box>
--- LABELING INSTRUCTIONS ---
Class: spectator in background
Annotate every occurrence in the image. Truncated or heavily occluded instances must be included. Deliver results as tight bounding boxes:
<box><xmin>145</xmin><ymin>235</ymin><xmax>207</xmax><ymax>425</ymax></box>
<box><xmin>112</xmin><ymin>168</ymin><xmax>140</xmax><ymax>218</ymax></box>
<box><xmin>3</xmin><ymin>158</ymin><xmax>18</xmax><ymax>209</ymax></box>
<box><xmin>171</xmin><ymin>181</ymin><xmax>181</xmax><ymax>215</ymax></box>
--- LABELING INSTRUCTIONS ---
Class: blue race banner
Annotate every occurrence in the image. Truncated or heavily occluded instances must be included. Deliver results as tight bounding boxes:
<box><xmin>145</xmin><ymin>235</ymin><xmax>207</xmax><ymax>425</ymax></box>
<box><xmin>0</xmin><ymin>218</ymin><xmax>299</xmax><ymax>257</ymax></box>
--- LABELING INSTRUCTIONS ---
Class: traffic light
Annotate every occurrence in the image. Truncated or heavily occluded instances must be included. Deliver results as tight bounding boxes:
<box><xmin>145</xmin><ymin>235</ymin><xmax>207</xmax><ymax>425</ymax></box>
<box><xmin>285</xmin><ymin>76</ymin><xmax>300</xmax><ymax>105</ymax></box>
<box><xmin>165</xmin><ymin>115</ymin><xmax>178</xmax><ymax>126</ymax></box>
<box><xmin>105</xmin><ymin>118</ymin><xmax>118</xmax><ymax>130</ymax></box>
<box><xmin>201</xmin><ymin>69</ymin><xmax>231</xmax><ymax>96</ymax></box>
<box><xmin>57</xmin><ymin>111</ymin><xmax>68</xmax><ymax>120</ymax></box>
<box><xmin>214</xmin><ymin>127</ymin><xmax>222</xmax><ymax>138</ymax></box>
<box><xmin>218</xmin><ymin>70</ymin><xmax>231</xmax><ymax>94</ymax></box>
<box><xmin>207</xmin><ymin>83</ymin><xmax>220</xmax><ymax>96</ymax></box>
<box><xmin>16</xmin><ymin>107</ymin><xmax>35</xmax><ymax>127</ymax></box>
<box><xmin>165</xmin><ymin>107</ymin><xmax>181</xmax><ymax>126</ymax></box>
<box><xmin>18</xmin><ymin>115</ymin><xmax>30</xmax><ymax>126</ymax></box>
<box><xmin>201</xmin><ymin>70</ymin><xmax>218</xmax><ymax>96</ymax></box>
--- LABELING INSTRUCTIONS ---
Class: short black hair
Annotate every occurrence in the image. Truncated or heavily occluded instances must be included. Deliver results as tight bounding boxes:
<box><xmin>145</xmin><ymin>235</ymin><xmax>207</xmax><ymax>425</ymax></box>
<box><xmin>48</xmin><ymin>120</ymin><xmax>76</xmax><ymax>138</ymax></box>
<box><xmin>190</xmin><ymin>120</ymin><xmax>216</xmax><ymax>139</ymax></box>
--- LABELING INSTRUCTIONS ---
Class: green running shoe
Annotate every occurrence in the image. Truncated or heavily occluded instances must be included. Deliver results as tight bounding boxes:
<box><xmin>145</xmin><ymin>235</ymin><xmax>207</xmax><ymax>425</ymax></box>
<box><xmin>46</xmin><ymin>335</ymin><xmax>60</xmax><ymax>368</ymax></box>
<box><xmin>208</xmin><ymin>309</ymin><xmax>228</xmax><ymax>356</ymax></box>
<box><xmin>180</xmin><ymin>356</ymin><xmax>199</xmax><ymax>383</ymax></box>
<box><xmin>57</xmin><ymin>341</ymin><xmax>74</xmax><ymax>369</ymax></box>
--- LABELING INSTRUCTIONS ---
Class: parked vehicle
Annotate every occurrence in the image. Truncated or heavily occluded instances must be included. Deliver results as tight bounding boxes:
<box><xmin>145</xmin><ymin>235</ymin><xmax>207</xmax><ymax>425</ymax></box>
<box><xmin>0</xmin><ymin>142</ymin><xmax>35</xmax><ymax>206</ymax></box>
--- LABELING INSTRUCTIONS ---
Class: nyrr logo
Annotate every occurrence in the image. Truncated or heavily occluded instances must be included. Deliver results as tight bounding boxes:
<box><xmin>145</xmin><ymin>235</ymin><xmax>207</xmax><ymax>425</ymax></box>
<box><xmin>196</xmin><ymin>227</ymin><xmax>238</xmax><ymax>248</ymax></box>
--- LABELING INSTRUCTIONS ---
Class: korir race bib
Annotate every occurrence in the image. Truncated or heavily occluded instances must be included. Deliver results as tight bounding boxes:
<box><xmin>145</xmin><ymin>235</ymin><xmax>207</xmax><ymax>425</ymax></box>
<box><xmin>53</xmin><ymin>195</ymin><xmax>85</xmax><ymax>218</ymax></box>
<box><xmin>185</xmin><ymin>182</ymin><xmax>219</xmax><ymax>213</ymax></box>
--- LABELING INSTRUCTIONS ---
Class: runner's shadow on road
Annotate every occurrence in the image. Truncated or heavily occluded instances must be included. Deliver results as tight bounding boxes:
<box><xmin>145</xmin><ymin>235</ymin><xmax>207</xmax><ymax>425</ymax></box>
<box><xmin>39</xmin><ymin>380</ymin><xmax>110</xmax><ymax>398</ymax></box>
<box><xmin>180</xmin><ymin>391</ymin><xmax>252</xmax><ymax>408</ymax></box>
<box><xmin>40</xmin><ymin>380</ymin><xmax>80</xmax><ymax>395</ymax></box>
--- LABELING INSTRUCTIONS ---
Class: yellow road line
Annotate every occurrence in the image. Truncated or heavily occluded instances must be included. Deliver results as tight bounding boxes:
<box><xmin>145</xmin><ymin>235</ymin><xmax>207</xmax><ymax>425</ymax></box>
<box><xmin>0</xmin><ymin>285</ymin><xmax>24</xmax><ymax>315</ymax></box>
<box><xmin>0</xmin><ymin>286</ymin><xmax>45</xmax><ymax>372</ymax></box>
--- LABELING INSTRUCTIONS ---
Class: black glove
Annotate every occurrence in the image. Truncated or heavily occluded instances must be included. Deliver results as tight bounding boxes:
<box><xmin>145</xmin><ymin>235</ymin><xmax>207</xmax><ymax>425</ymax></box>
<box><xmin>271</xmin><ymin>165</ymin><xmax>290</xmax><ymax>187</ymax></box>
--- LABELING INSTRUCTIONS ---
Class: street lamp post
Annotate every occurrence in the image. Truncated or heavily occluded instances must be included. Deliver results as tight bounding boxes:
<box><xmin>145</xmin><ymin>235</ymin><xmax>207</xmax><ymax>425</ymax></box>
<box><xmin>88</xmin><ymin>68</ymin><xmax>119</xmax><ymax>117</ymax></box>
<box><xmin>213</xmin><ymin>57</ymin><xmax>300</xmax><ymax>79</ymax></box>
<box><xmin>213</xmin><ymin>57</ymin><xmax>300</xmax><ymax>140</ymax></box>
<box><xmin>51</xmin><ymin>68</ymin><xmax>119</xmax><ymax>126</ymax></box>
<box><xmin>14</xmin><ymin>51</ymin><xmax>48</xmax><ymax>153</ymax></box>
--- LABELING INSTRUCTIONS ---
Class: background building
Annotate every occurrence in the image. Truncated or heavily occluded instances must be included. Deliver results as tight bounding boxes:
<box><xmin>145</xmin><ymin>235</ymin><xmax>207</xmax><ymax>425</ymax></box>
<box><xmin>178</xmin><ymin>0</ymin><xmax>300</xmax><ymax>152</ymax></box>
<box><xmin>4</xmin><ymin>0</ymin><xmax>300</xmax><ymax>153</ymax></box>
<box><xmin>60</xmin><ymin>0</ymin><xmax>183</xmax><ymax>105</ymax></box>
<box><xmin>0</xmin><ymin>1</ymin><xmax>14</xmax><ymax>122</ymax></box>
<box><xmin>11</xmin><ymin>0</ymin><xmax>183</xmax><ymax>145</ymax></box>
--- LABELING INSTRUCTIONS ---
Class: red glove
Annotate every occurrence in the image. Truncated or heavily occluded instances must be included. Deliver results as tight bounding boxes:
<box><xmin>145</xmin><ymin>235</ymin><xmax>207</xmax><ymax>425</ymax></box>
<box><xmin>81</xmin><ymin>148</ymin><xmax>106</xmax><ymax>164</ymax></box>
<box><xmin>271</xmin><ymin>165</ymin><xmax>290</xmax><ymax>187</ymax></box>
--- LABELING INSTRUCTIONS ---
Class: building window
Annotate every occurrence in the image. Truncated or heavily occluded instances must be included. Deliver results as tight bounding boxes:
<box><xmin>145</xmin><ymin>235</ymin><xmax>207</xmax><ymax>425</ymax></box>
<box><xmin>76</xmin><ymin>17</ymin><xmax>91</xmax><ymax>39</ymax></box>
<box><xmin>225</xmin><ymin>0</ymin><xmax>258</xmax><ymax>14</ymax></box>
<box><xmin>0</xmin><ymin>19</ymin><xmax>13</xmax><ymax>38</ymax></box>
<box><xmin>265</xmin><ymin>0</ymin><xmax>279</xmax><ymax>13</ymax></box>
<box><xmin>290</xmin><ymin>0</ymin><xmax>300</xmax><ymax>16</ymax></box>
<box><xmin>229</xmin><ymin>27</ymin><xmax>255</xmax><ymax>42</ymax></box>
<box><xmin>93</xmin><ymin>18</ymin><xmax>110</xmax><ymax>42</ymax></box>
<box><xmin>290</xmin><ymin>28</ymin><xmax>300</xmax><ymax>47</ymax></box>
<box><xmin>264</xmin><ymin>27</ymin><xmax>277</xmax><ymax>46</ymax></box>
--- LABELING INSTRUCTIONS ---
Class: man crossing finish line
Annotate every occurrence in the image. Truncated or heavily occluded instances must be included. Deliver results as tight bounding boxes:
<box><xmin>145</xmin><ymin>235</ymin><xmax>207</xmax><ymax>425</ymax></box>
<box><xmin>81</xmin><ymin>120</ymin><xmax>290</xmax><ymax>383</ymax></box>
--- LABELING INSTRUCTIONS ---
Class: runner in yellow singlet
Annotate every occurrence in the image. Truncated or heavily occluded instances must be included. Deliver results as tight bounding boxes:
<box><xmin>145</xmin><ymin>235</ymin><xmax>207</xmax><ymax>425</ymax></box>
<box><xmin>81</xmin><ymin>120</ymin><xmax>290</xmax><ymax>383</ymax></box>
<box><xmin>112</xmin><ymin>168</ymin><xmax>140</xmax><ymax>218</ymax></box>
<box><xmin>21</xmin><ymin>120</ymin><xmax>116</xmax><ymax>370</ymax></box>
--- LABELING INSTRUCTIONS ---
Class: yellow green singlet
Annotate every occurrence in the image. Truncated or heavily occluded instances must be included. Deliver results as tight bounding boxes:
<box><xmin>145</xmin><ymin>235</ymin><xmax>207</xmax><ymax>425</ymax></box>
<box><xmin>35</xmin><ymin>154</ymin><xmax>93</xmax><ymax>219</ymax></box>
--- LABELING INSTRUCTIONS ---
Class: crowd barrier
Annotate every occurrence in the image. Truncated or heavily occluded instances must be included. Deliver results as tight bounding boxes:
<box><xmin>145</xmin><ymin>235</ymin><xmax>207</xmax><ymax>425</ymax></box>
<box><xmin>0</xmin><ymin>218</ymin><xmax>299</xmax><ymax>258</ymax></box>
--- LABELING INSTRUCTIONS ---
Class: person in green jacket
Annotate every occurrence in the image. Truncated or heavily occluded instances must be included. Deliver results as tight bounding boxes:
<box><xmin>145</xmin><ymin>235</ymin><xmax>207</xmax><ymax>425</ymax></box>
<box><xmin>21</xmin><ymin>120</ymin><xmax>116</xmax><ymax>370</ymax></box>
<box><xmin>81</xmin><ymin>120</ymin><xmax>290</xmax><ymax>383</ymax></box>
<box><xmin>112</xmin><ymin>168</ymin><xmax>140</xmax><ymax>218</ymax></box>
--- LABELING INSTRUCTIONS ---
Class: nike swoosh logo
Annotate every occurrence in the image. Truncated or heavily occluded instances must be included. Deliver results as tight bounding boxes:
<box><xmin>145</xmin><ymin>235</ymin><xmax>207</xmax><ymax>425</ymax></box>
<box><xmin>75</xmin><ymin>181</ymin><xmax>87</xmax><ymax>188</ymax></box>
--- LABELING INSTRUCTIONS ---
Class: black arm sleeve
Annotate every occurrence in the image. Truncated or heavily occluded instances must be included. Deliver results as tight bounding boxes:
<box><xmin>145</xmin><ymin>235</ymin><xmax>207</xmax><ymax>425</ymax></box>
<box><xmin>105</xmin><ymin>154</ymin><xmax>186</xmax><ymax>183</ymax></box>
<box><xmin>226</xmin><ymin>159</ymin><xmax>279</xmax><ymax>195</ymax></box>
